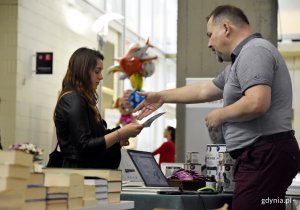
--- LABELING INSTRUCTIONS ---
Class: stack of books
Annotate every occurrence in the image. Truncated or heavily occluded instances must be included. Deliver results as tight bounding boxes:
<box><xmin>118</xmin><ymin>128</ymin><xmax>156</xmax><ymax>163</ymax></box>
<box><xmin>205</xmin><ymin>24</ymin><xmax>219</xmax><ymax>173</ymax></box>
<box><xmin>84</xmin><ymin>177</ymin><xmax>107</xmax><ymax>205</ymax></box>
<box><xmin>44</xmin><ymin>173</ymin><xmax>84</xmax><ymax>210</ymax></box>
<box><xmin>82</xmin><ymin>181</ymin><xmax>97</xmax><ymax>207</ymax></box>
<box><xmin>107</xmin><ymin>179</ymin><xmax>122</xmax><ymax>203</ymax></box>
<box><xmin>0</xmin><ymin>150</ymin><xmax>33</xmax><ymax>210</ymax></box>
<box><xmin>43</xmin><ymin>168</ymin><xmax>122</xmax><ymax>204</ymax></box>
<box><xmin>84</xmin><ymin>177</ymin><xmax>122</xmax><ymax>204</ymax></box>
<box><xmin>23</xmin><ymin>172</ymin><xmax>46</xmax><ymax>210</ymax></box>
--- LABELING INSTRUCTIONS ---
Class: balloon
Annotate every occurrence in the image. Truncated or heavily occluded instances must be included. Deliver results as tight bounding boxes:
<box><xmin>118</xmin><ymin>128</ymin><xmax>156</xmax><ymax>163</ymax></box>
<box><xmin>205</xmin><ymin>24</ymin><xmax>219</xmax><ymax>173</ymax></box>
<box><xmin>119</xmin><ymin>57</ymin><xmax>142</xmax><ymax>76</ymax></box>
<box><xmin>123</xmin><ymin>89</ymin><xmax>134</xmax><ymax>109</ymax></box>
<box><xmin>107</xmin><ymin>64</ymin><xmax>122</xmax><ymax>74</ymax></box>
<box><xmin>107</xmin><ymin>39</ymin><xmax>158</xmax><ymax>90</ymax></box>
<box><xmin>128</xmin><ymin>89</ymin><xmax>145</xmax><ymax>109</ymax></box>
<box><xmin>130</xmin><ymin>73</ymin><xmax>143</xmax><ymax>90</ymax></box>
<box><xmin>139</xmin><ymin>61</ymin><xmax>155</xmax><ymax>77</ymax></box>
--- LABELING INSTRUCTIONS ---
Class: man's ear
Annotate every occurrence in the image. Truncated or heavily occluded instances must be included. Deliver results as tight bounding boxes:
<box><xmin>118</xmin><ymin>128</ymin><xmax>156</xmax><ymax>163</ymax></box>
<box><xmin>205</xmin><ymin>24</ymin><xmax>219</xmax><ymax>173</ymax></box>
<box><xmin>223</xmin><ymin>22</ymin><xmax>231</xmax><ymax>37</ymax></box>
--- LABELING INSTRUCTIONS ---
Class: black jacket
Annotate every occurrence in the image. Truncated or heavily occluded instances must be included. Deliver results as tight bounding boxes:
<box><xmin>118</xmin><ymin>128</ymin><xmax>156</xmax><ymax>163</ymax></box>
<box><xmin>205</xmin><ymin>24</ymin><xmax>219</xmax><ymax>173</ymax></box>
<box><xmin>54</xmin><ymin>92</ymin><xmax>121</xmax><ymax>169</ymax></box>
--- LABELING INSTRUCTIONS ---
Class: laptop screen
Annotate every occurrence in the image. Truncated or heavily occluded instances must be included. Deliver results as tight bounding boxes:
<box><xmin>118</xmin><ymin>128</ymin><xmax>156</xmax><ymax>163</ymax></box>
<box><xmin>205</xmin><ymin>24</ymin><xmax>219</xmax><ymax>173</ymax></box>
<box><xmin>127</xmin><ymin>149</ymin><xmax>169</xmax><ymax>187</ymax></box>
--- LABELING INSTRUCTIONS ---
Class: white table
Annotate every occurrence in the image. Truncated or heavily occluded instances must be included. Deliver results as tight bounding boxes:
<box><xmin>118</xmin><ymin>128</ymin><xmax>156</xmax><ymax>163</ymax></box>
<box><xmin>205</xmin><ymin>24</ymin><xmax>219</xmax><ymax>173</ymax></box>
<box><xmin>74</xmin><ymin>201</ymin><xmax>134</xmax><ymax>210</ymax></box>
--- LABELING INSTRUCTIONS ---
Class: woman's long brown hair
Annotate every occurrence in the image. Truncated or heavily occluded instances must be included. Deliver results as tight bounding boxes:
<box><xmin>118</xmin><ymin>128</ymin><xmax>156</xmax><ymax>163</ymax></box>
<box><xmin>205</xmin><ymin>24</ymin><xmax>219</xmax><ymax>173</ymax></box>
<box><xmin>55</xmin><ymin>47</ymin><xmax>104</xmax><ymax>121</ymax></box>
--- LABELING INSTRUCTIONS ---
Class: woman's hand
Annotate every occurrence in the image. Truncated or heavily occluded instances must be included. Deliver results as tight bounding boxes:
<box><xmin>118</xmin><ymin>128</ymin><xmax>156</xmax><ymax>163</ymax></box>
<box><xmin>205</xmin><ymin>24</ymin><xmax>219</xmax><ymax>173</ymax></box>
<box><xmin>120</xmin><ymin>139</ymin><xmax>130</xmax><ymax>146</ymax></box>
<box><xmin>133</xmin><ymin>91</ymin><xmax>164</xmax><ymax>120</ymax></box>
<box><xmin>119</xmin><ymin>123</ymin><xmax>144</xmax><ymax>139</ymax></box>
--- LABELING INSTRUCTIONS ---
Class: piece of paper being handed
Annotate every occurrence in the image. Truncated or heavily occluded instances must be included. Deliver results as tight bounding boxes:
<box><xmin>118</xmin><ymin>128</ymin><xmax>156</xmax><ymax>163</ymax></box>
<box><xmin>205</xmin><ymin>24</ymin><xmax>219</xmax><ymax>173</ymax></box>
<box><xmin>141</xmin><ymin>112</ymin><xmax>166</xmax><ymax>127</ymax></box>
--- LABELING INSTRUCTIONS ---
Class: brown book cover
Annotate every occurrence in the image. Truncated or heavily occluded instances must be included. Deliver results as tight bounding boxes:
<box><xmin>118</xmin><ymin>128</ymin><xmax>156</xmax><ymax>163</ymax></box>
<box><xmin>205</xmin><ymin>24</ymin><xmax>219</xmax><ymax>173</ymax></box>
<box><xmin>44</xmin><ymin>173</ymin><xmax>84</xmax><ymax>187</ymax></box>
<box><xmin>23</xmin><ymin>200</ymin><xmax>46</xmax><ymax>210</ymax></box>
<box><xmin>27</xmin><ymin>172</ymin><xmax>45</xmax><ymax>186</ymax></box>
<box><xmin>0</xmin><ymin>190</ymin><xmax>25</xmax><ymax>209</ymax></box>
<box><xmin>46</xmin><ymin>186</ymin><xmax>69</xmax><ymax>194</ymax></box>
<box><xmin>84</xmin><ymin>185</ymin><xmax>96</xmax><ymax>199</ymax></box>
<box><xmin>0</xmin><ymin>164</ymin><xmax>31</xmax><ymax>180</ymax></box>
<box><xmin>68</xmin><ymin>197</ymin><xmax>83</xmax><ymax>209</ymax></box>
<box><xmin>25</xmin><ymin>186</ymin><xmax>47</xmax><ymax>200</ymax></box>
<box><xmin>93</xmin><ymin>181</ymin><xmax>122</xmax><ymax>193</ymax></box>
<box><xmin>43</xmin><ymin>168</ymin><xmax>121</xmax><ymax>181</ymax></box>
<box><xmin>0</xmin><ymin>177</ymin><xmax>28</xmax><ymax>191</ymax></box>
<box><xmin>83</xmin><ymin>198</ymin><xmax>97</xmax><ymax>207</ymax></box>
<box><xmin>0</xmin><ymin>150</ymin><xmax>33</xmax><ymax>167</ymax></box>
<box><xmin>47</xmin><ymin>185</ymin><xmax>84</xmax><ymax>198</ymax></box>
<box><xmin>107</xmin><ymin>191</ymin><xmax>120</xmax><ymax>203</ymax></box>
<box><xmin>46</xmin><ymin>193</ymin><xmax>68</xmax><ymax>200</ymax></box>
<box><xmin>108</xmin><ymin>181</ymin><xmax>122</xmax><ymax>192</ymax></box>
<box><xmin>46</xmin><ymin>199</ymin><xmax>67</xmax><ymax>210</ymax></box>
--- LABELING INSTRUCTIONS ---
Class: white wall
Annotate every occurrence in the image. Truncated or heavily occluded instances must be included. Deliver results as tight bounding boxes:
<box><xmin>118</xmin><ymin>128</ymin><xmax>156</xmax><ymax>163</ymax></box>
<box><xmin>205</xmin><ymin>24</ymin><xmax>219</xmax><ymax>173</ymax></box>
<box><xmin>288</xmin><ymin>61</ymin><xmax>300</xmax><ymax>143</ymax></box>
<box><xmin>1</xmin><ymin>0</ymin><xmax>101</xmax><ymax>162</ymax></box>
<box><xmin>279</xmin><ymin>42</ymin><xmax>300</xmax><ymax>143</ymax></box>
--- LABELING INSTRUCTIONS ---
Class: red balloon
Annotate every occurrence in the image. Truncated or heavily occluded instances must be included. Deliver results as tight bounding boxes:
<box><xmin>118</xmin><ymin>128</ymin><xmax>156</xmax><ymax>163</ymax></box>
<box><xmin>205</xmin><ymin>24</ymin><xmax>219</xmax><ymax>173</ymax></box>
<box><xmin>119</xmin><ymin>57</ymin><xmax>142</xmax><ymax>76</ymax></box>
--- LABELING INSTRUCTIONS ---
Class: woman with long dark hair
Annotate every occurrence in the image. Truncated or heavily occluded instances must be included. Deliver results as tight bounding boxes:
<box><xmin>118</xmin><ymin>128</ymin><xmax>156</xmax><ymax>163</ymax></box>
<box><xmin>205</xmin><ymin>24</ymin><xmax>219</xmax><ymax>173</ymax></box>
<box><xmin>54</xmin><ymin>47</ymin><xmax>143</xmax><ymax>169</ymax></box>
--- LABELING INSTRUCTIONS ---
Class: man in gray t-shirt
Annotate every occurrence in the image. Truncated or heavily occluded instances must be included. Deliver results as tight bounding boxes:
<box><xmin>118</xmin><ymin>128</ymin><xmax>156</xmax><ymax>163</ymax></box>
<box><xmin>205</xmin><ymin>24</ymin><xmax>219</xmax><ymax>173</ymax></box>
<box><xmin>213</xmin><ymin>34</ymin><xmax>293</xmax><ymax>151</ymax></box>
<box><xmin>134</xmin><ymin>5</ymin><xmax>299</xmax><ymax>210</ymax></box>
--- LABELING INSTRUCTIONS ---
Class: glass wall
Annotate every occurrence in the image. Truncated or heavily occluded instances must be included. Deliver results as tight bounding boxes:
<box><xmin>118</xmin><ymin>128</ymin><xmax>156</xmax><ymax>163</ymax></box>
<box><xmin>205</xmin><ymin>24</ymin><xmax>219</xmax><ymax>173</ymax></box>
<box><xmin>87</xmin><ymin>0</ymin><xmax>178</xmax><ymax>152</ymax></box>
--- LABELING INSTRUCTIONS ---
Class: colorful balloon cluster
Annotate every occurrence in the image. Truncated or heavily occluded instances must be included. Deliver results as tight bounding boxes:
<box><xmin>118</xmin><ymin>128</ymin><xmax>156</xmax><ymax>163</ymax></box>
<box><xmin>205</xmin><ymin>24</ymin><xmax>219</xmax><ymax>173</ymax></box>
<box><xmin>108</xmin><ymin>39</ymin><xmax>157</xmax><ymax>110</ymax></box>
<box><xmin>107</xmin><ymin>38</ymin><xmax>157</xmax><ymax>90</ymax></box>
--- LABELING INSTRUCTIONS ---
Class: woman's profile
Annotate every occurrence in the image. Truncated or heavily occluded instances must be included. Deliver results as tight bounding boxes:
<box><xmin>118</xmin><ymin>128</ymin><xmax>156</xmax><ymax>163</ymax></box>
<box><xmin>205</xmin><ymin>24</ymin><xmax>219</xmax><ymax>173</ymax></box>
<box><xmin>152</xmin><ymin>126</ymin><xmax>176</xmax><ymax>165</ymax></box>
<box><xmin>54</xmin><ymin>47</ymin><xmax>143</xmax><ymax>169</ymax></box>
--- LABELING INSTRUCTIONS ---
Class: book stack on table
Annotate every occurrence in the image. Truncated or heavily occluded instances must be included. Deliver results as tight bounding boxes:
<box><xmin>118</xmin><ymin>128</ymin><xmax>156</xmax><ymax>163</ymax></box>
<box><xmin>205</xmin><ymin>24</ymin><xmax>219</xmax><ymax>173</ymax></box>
<box><xmin>43</xmin><ymin>168</ymin><xmax>122</xmax><ymax>205</ymax></box>
<box><xmin>44</xmin><ymin>173</ymin><xmax>85</xmax><ymax>210</ymax></box>
<box><xmin>0</xmin><ymin>150</ymin><xmax>33</xmax><ymax>210</ymax></box>
<box><xmin>23</xmin><ymin>172</ymin><xmax>47</xmax><ymax>210</ymax></box>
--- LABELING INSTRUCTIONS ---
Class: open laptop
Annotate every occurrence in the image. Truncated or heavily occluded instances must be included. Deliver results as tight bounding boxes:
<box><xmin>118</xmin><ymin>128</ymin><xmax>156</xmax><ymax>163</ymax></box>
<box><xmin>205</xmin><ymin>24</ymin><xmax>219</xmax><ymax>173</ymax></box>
<box><xmin>122</xmin><ymin>149</ymin><xmax>179</xmax><ymax>193</ymax></box>
<box><xmin>118</xmin><ymin>149</ymin><xmax>143</xmax><ymax>185</ymax></box>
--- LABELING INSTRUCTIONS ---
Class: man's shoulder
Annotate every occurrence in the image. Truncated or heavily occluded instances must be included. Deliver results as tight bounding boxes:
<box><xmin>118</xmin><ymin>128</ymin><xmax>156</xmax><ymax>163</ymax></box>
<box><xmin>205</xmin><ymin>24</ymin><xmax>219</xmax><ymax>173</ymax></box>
<box><xmin>245</xmin><ymin>37</ymin><xmax>275</xmax><ymax>50</ymax></box>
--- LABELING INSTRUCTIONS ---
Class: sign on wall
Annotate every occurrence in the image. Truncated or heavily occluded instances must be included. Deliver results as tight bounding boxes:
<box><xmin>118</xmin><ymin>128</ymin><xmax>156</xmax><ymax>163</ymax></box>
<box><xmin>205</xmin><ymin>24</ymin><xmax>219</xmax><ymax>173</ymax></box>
<box><xmin>36</xmin><ymin>52</ymin><xmax>53</xmax><ymax>74</ymax></box>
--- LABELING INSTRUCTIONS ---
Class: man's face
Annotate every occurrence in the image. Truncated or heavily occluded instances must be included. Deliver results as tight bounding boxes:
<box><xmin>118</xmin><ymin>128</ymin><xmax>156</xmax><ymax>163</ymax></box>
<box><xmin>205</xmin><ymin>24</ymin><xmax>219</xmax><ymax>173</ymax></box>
<box><xmin>206</xmin><ymin>17</ymin><xmax>231</xmax><ymax>62</ymax></box>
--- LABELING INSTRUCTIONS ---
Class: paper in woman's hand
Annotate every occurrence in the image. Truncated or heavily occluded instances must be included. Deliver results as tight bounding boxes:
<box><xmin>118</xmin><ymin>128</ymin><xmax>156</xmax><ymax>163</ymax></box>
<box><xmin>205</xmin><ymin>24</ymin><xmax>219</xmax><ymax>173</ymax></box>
<box><xmin>142</xmin><ymin>112</ymin><xmax>166</xmax><ymax>127</ymax></box>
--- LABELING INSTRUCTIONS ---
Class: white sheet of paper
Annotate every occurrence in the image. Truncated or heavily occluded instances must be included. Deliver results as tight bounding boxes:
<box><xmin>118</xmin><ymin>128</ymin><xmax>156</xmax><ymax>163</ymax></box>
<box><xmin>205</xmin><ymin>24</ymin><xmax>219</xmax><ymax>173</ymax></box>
<box><xmin>142</xmin><ymin>112</ymin><xmax>166</xmax><ymax>127</ymax></box>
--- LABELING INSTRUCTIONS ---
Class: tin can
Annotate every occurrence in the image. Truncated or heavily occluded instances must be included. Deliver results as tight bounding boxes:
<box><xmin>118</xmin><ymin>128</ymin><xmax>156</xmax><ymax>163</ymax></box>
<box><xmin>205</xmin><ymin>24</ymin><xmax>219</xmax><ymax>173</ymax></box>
<box><xmin>218</xmin><ymin>164</ymin><xmax>235</xmax><ymax>192</ymax></box>
<box><xmin>205</xmin><ymin>144</ymin><xmax>226</xmax><ymax>167</ymax></box>
<box><xmin>219</xmin><ymin>152</ymin><xmax>235</xmax><ymax>165</ymax></box>
<box><xmin>186</xmin><ymin>151</ymin><xmax>200</xmax><ymax>164</ymax></box>
<box><xmin>184</xmin><ymin>163</ymin><xmax>202</xmax><ymax>175</ymax></box>
<box><xmin>185</xmin><ymin>151</ymin><xmax>192</xmax><ymax>163</ymax></box>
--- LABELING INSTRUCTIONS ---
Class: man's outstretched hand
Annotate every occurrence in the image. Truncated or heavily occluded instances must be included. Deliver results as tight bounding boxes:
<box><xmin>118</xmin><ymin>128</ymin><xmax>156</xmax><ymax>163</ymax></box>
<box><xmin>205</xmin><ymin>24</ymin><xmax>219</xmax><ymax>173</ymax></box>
<box><xmin>133</xmin><ymin>91</ymin><xmax>164</xmax><ymax>120</ymax></box>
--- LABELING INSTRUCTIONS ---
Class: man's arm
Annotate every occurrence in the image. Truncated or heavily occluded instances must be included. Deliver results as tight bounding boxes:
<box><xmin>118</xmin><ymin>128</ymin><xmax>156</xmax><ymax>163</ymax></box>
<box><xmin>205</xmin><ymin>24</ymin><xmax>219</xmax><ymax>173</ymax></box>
<box><xmin>161</xmin><ymin>81</ymin><xmax>223</xmax><ymax>104</ymax></box>
<box><xmin>134</xmin><ymin>81</ymin><xmax>223</xmax><ymax>120</ymax></box>
<box><xmin>205</xmin><ymin>84</ymin><xmax>271</xmax><ymax>128</ymax></box>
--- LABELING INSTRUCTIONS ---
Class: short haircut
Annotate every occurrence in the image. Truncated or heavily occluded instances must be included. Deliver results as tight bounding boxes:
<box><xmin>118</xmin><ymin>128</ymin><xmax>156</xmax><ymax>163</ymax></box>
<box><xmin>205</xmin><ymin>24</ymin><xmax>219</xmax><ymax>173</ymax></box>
<box><xmin>206</xmin><ymin>5</ymin><xmax>250</xmax><ymax>27</ymax></box>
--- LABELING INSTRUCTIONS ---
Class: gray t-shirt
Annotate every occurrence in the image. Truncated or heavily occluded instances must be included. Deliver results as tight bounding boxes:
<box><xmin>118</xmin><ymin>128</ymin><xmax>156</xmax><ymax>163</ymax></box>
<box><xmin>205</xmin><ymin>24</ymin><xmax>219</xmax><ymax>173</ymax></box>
<box><xmin>213</xmin><ymin>36</ymin><xmax>292</xmax><ymax>152</ymax></box>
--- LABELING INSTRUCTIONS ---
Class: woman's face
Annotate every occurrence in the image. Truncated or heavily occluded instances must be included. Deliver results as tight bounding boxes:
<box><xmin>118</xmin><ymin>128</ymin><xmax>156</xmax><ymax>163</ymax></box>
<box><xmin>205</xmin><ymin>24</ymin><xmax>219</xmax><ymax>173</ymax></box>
<box><xmin>163</xmin><ymin>128</ymin><xmax>170</xmax><ymax>139</ymax></box>
<box><xmin>90</xmin><ymin>58</ymin><xmax>103</xmax><ymax>90</ymax></box>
